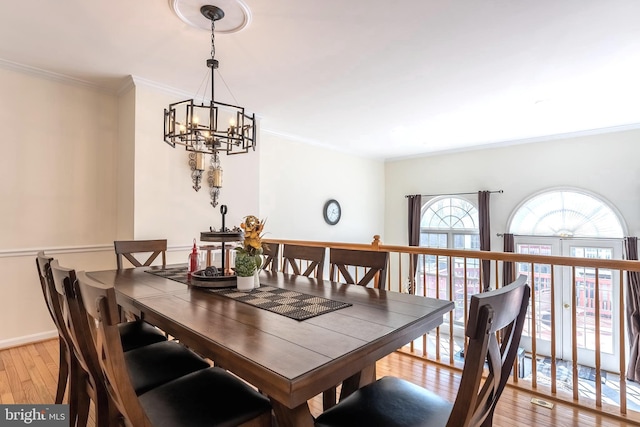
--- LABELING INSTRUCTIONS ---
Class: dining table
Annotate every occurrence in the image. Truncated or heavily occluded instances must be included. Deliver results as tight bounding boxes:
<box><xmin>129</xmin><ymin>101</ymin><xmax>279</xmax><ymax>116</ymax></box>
<box><xmin>87</xmin><ymin>266</ymin><xmax>454</xmax><ymax>427</ymax></box>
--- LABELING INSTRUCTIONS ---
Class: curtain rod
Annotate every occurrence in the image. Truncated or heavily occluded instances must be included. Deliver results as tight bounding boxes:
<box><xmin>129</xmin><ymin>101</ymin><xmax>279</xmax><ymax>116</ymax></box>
<box><xmin>405</xmin><ymin>190</ymin><xmax>503</xmax><ymax>198</ymax></box>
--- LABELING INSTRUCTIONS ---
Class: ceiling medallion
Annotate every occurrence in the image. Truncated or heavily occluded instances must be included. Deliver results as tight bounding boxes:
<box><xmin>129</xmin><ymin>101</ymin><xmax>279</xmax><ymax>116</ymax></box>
<box><xmin>169</xmin><ymin>0</ymin><xmax>251</xmax><ymax>33</ymax></box>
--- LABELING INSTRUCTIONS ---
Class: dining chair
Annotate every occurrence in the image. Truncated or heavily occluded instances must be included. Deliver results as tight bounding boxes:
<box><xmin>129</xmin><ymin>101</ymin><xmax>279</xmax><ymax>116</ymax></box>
<box><xmin>114</xmin><ymin>239</ymin><xmax>167</xmax><ymax>270</ymax></box>
<box><xmin>329</xmin><ymin>248</ymin><xmax>389</xmax><ymax>289</ymax></box>
<box><xmin>50</xmin><ymin>261</ymin><xmax>213</xmax><ymax>426</ymax></box>
<box><xmin>35</xmin><ymin>253</ymin><xmax>76</xmax><ymax>410</ymax></box>
<box><xmin>261</xmin><ymin>242</ymin><xmax>279</xmax><ymax>272</ymax></box>
<box><xmin>75</xmin><ymin>271</ymin><xmax>272</xmax><ymax>427</ymax></box>
<box><xmin>315</xmin><ymin>275</ymin><xmax>531</xmax><ymax>427</ymax></box>
<box><xmin>282</xmin><ymin>244</ymin><xmax>326</xmax><ymax>280</ymax></box>
<box><xmin>48</xmin><ymin>260</ymin><xmax>116</xmax><ymax>427</ymax></box>
<box><xmin>39</xmin><ymin>255</ymin><xmax>167</xmax><ymax>353</ymax></box>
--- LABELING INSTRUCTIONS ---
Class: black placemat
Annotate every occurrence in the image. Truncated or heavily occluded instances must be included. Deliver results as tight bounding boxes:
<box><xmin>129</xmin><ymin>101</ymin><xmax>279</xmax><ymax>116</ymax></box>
<box><xmin>146</xmin><ymin>266</ymin><xmax>190</xmax><ymax>284</ymax></box>
<box><xmin>146</xmin><ymin>267</ymin><xmax>352</xmax><ymax>321</ymax></box>
<box><xmin>209</xmin><ymin>286</ymin><xmax>352</xmax><ymax>321</ymax></box>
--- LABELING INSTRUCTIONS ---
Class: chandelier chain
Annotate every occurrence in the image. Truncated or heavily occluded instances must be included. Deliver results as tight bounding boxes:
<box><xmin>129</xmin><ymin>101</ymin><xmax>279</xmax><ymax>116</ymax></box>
<box><xmin>211</xmin><ymin>19</ymin><xmax>216</xmax><ymax>60</ymax></box>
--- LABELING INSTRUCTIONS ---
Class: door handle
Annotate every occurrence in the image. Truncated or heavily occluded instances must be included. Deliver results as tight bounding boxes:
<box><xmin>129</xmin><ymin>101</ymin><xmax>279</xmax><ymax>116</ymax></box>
<box><xmin>563</xmin><ymin>303</ymin><xmax>570</xmax><ymax>309</ymax></box>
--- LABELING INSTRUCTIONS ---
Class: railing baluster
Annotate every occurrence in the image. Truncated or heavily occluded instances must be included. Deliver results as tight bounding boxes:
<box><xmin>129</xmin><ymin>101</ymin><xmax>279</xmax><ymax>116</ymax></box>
<box><xmin>595</xmin><ymin>267</ymin><xmax>602</xmax><ymax>408</ymax></box>
<box><xmin>550</xmin><ymin>264</ymin><xmax>557</xmax><ymax>395</ymax></box>
<box><xmin>619</xmin><ymin>270</ymin><xmax>627</xmax><ymax>414</ymax></box>
<box><xmin>530</xmin><ymin>262</ymin><xmax>537</xmax><ymax>389</ymax></box>
<box><xmin>398</xmin><ymin>253</ymin><xmax>402</xmax><ymax>293</ymax></box>
<box><xmin>435</xmin><ymin>255</ymin><xmax>441</xmax><ymax>362</ymax></box>
<box><xmin>449</xmin><ymin>255</ymin><xmax>454</xmax><ymax>365</ymax></box>
<box><xmin>463</xmin><ymin>257</ymin><xmax>469</xmax><ymax>358</ymax></box>
<box><xmin>572</xmin><ymin>266</ymin><xmax>579</xmax><ymax>401</ymax></box>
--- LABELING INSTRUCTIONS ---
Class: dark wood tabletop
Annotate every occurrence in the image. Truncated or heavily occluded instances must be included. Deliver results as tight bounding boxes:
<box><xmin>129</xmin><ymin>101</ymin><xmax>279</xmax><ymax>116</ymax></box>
<box><xmin>87</xmin><ymin>267</ymin><xmax>454</xmax><ymax>427</ymax></box>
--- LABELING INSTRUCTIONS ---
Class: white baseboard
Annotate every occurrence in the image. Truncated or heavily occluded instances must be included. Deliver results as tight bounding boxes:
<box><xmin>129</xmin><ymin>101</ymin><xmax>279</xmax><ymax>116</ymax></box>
<box><xmin>0</xmin><ymin>330</ymin><xmax>58</xmax><ymax>350</ymax></box>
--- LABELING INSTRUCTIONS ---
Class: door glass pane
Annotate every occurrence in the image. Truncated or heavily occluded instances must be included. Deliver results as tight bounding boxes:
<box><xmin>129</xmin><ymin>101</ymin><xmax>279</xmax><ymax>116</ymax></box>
<box><xmin>418</xmin><ymin>233</ymin><xmax>447</xmax><ymax>300</ymax></box>
<box><xmin>516</xmin><ymin>244</ymin><xmax>553</xmax><ymax>342</ymax></box>
<box><xmin>571</xmin><ymin>246</ymin><xmax>614</xmax><ymax>354</ymax></box>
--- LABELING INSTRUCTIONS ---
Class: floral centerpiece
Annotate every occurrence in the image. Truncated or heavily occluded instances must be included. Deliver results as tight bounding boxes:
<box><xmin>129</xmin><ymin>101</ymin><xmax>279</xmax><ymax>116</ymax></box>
<box><xmin>235</xmin><ymin>215</ymin><xmax>265</xmax><ymax>278</ymax></box>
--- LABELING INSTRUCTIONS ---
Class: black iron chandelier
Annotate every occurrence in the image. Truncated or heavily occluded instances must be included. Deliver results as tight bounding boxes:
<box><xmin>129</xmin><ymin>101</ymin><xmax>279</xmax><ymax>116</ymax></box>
<box><xmin>164</xmin><ymin>5</ymin><xmax>256</xmax><ymax>207</ymax></box>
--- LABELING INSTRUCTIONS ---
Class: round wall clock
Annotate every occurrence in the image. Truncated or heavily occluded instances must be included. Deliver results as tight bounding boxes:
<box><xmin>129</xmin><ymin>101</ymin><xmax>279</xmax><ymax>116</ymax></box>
<box><xmin>323</xmin><ymin>199</ymin><xmax>341</xmax><ymax>225</ymax></box>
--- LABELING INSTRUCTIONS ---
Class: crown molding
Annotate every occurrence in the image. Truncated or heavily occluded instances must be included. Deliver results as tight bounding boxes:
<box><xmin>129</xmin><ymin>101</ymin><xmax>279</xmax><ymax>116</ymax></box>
<box><xmin>0</xmin><ymin>58</ymin><xmax>111</xmax><ymax>92</ymax></box>
<box><xmin>385</xmin><ymin>122</ymin><xmax>640</xmax><ymax>162</ymax></box>
<box><xmin>130</xmin><ymin>75</ymin><xmax>196</xmax><ymax>99</ymax></box>
<box><xmin>116</xmin><ymin>75</ymin><xmax>136</xmax><ymax>96</ymax></box>
<box><xmin>260</xmin><ymin>128</ymin><xmax>383</xmax><ymax>160</ymax></box>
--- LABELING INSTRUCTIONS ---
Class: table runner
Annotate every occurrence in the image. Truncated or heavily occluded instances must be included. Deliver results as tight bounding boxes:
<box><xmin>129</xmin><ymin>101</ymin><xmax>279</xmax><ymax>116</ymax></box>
<box><xmin>146</xmin><ymin>267</ymin><xmax>351</xmax><ymax>321</ymax></box>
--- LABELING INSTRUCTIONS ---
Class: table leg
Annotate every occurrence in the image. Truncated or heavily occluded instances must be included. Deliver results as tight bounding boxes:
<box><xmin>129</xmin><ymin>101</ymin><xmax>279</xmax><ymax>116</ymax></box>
<box><xmin>270</xmin><ymin>399</ymin><xmax>314</xmax><ymax>427</ymax></box>
<box><xmin>339</xmin><ymin>363</ymin><xmax>376</xmax><ymax>401</ymax></box>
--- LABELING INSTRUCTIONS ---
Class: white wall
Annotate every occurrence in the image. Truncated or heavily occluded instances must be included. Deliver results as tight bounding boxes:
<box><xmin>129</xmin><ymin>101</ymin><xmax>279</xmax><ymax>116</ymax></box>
<box><xmin>0</xmin><ymin>67</ymin><xmax>120</xmax><ymax>344</ymax></box>
<box><xmin>116</xmin><ymin>83</ymin><xmax>135</xmax><ymax>240</ymax></box>
<box><xmin>259</xmin><ymin>132</ymin><xmax>385</xmax><ymax>243</ymax></box>
<box><xmin>384</xmin><ymin>129</ymin><xmax>640</xmax><ymax>250</ymax></box>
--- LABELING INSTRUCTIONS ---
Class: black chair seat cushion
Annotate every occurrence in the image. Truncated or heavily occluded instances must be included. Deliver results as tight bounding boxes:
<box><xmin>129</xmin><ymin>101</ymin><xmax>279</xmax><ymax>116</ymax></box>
<box><xmin>118</xmin><ymin>320</ymin><xmax>167</xmax><ymax>352</ymax></box>
<box><xmin>124</xmin><ymin>340</ymin><xmax>210</xmax><ymax>395</ymax></box>
<box><xmin>315</xmin><ymin>376</ymin><xmax>453</xmax><ymax>427</ymax></box>
<box><xmin>139</xmin><ymin>367</ymin><xmax>272</xmax><ymax>427</ymax></box>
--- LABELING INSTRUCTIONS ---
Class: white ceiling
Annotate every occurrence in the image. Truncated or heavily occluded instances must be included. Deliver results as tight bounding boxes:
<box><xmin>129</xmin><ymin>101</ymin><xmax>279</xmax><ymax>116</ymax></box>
<box><xmin>1</xmin><ymin>0</ymin><xmax>639</xmax><ymax>160</ymax></box>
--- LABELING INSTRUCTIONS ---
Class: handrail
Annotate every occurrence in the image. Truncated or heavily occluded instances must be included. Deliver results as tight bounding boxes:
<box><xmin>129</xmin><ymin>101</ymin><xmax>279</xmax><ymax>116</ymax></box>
<box><xmin>262</xmin><ymin>235</ymin><xmax>640</xmax><ymax>423</ymax></box>
<box><xmin>264</xmin><ymin>237</ymin><xmax>640</xmax><ymax>271</ymax></box>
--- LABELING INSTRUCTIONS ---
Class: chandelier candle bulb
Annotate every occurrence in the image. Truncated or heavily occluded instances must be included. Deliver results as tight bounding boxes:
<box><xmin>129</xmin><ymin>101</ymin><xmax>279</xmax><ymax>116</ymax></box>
<box><xmin>195</xmin><ymin>152</ymin><xmax>206</xmax><ymax>170</ymax></box>
<box><xmin>212</xmin><ymin>167</ymin><xmax>222</xmax><ymax>187</ymax></box>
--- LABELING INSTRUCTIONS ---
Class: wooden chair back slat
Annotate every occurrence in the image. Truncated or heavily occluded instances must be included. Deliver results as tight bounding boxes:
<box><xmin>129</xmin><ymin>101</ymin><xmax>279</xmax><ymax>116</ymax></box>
<box><xmin>114</xmin><ymin>240</ymin><xmax>167</xmax><ymax>270</ymax></box>
<box><xmin>447</xmin><ymin>275</ymin><xmax>530</xmax><ymax>427</ymax></box>
<box><xmin>282</xmin><ymin>244</ymin><xmax>326</xmax><ymax>280</ymax></box>
<box><xmin>36</xmin><ymin>252</ymin><xmax>56</xmax><ymax>325</ymax></box>
<box><xmin>261</xmin><ymin>242</ymin><xmax>279</xmax><ymax>272</ymax></box>
<box><xmin>329</xmin><ymin>248</ymin><xmax>389</xmax><ymax>289</ymax></box>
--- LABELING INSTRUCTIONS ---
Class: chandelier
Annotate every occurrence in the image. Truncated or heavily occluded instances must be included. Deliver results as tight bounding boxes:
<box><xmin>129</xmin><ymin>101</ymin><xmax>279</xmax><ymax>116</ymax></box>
<box><xmin>164</xmin><ymin>4</ymin><xmax>256</xmax><ymax>207</ymax></box>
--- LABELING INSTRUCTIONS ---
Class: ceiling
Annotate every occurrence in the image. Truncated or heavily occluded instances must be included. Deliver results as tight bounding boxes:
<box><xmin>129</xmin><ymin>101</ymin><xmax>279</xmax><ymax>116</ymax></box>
<box><xmin>1</xmin><ymin>0</ymin><xmax>639</xmax><ymax>160</ymax></box>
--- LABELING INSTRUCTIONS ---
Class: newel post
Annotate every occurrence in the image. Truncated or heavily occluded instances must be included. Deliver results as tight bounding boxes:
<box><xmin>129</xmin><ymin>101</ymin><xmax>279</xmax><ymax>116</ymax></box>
<box><xmin>371</xmin><ymin>235</ymin><xmax>381</xmax><ymax>251</ymax></box>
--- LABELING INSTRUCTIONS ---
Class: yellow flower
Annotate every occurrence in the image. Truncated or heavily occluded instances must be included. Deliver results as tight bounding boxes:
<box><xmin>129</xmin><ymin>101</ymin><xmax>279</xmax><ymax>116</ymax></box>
<box><xmin>237</xmin><ymin>215</ymin><xmax>266</xmax><ymax>257</ymax></box>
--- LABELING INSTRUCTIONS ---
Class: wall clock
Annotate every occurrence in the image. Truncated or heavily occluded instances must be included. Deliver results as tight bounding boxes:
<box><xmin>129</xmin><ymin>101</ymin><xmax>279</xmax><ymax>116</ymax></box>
<box><xmin>323</xmin><ymin>199</ymin><xmax>341</xmax><ymax>225</ymax></box>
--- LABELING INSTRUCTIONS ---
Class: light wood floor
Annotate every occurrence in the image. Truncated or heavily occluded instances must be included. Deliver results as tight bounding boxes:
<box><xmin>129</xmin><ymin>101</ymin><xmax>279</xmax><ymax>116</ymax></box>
<box><xmin>0</xmin><ymin>339</ymin><xmax>637</xmax><ymax>426</ymax></box>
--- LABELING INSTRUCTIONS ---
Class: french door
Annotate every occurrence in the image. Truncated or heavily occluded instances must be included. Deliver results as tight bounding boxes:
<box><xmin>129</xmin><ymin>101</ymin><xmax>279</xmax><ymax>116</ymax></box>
<box><xmin>515</xmin><ymin>236</ymin><xmax>622</xmax><ymax>372</ymax></box>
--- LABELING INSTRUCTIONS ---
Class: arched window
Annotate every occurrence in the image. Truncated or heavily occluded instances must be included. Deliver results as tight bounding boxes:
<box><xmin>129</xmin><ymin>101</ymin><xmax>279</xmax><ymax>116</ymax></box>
<box><xmin>420</xmin><ymin>197</ymin><xmax>480</xmax><ymax>249</ymax></box>
<box><xmin>509</xmin><ymin>189</ymin><xmax>624</xmax><ymax>238</ymax></box>
<box><xmin>419</xmin><ymin>197</ymin><xmax>480</xmax><ymax>324</ymax></box>
<box><xmin>508</xmin><ymin>188</ymin><xmax>626</xmax><ymax>370</ymax></box>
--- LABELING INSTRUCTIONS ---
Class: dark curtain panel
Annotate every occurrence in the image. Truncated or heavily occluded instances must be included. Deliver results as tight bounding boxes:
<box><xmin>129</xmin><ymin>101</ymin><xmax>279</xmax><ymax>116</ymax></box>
<box><xmin>408</xmin><ymin>195</ymin><xmax>422</xmax><ymax>293</ymax></box>
<box><xmin>478</xmin><ymin>191</ymin><xmax>491</xmax><ymax>291</ymax></box>
<box><xmin>502</xmin><ymin>233</ymin><xmax>515</xmax><ymax>285</ymax></box>
<box><xmin>625</xmin><ymin>237</ymin><xmax>640</xmax><ymax>382</ymax></box>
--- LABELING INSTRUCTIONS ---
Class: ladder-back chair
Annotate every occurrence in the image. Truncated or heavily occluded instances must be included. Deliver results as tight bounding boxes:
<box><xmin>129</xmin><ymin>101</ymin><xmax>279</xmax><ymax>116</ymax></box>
<box><xmin>114</xmin><ymin>239</ymin><xmax>167</xmax><ymax>270</ymax></box>
<box><xmin>315</xmin><ymin>275</ymin><xmax>531</xmax><ymax>427</ymax></box>
<box><xmin>329</xmin><ymin>248</ymin><xmax>389</xmax><ymax>289</ymax></box>
<box><xmin>282</xmin><ymin>244</ymin><xmax>326</xmax><ymax>280</ymax></box>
